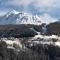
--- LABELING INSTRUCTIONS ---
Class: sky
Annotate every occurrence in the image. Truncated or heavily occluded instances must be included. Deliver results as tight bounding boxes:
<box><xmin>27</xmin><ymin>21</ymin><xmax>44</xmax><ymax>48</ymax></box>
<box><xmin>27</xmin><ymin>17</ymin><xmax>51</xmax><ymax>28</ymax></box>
<box><xmin>0</xmin><ymin>0</ymin><xmax>60</xmax><ymax>22</ymax></box>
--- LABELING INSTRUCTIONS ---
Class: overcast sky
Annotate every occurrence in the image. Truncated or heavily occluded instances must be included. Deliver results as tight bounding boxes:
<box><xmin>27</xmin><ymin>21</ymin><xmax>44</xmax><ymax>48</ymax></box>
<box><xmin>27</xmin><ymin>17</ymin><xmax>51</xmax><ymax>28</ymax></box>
<box><xmin>0</xmin><ymin>0</ymin><xmax>60</xmax><ymax>20</ymax></box>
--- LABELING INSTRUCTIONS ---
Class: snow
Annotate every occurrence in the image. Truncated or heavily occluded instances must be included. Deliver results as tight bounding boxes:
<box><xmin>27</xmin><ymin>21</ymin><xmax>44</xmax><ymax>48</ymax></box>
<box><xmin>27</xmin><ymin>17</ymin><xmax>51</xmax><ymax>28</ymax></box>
<box><xmin>2</xmin><ymin>38</ymin><xmax>23</xmax><ymax>49</ymax></box>
<box><xmin>11</xmin><ymin>10</ymin><xmax>20</xmax><ymax>14</ymax></box>
<box><xmin>8</xmin><ymin>9</ymin><xmax>19</xmax><ymax>15</ymax></box>
<box><xmin>0</xmin><ymin>10</ymin><xmax>42</xmax><ymax>25</ymax></box>
<box><xmin>32</xmin><ymin>34</ymin><xmax>58</xmax><ymax>40</ymax></box>
<box><xmin>17</xmin><ymin>14</ymin><xmax>42</xmax><ymax>25</ymax></box>
<box><xmin>0</xmin><ymin>10</ymin><xmax>58</xmax><ymax>25</ymax></box>
<box><xmin>29</xmin><ymin>34</ymin><xmax>59</xmax><ymax>46</ymax></box>
<box><xmin>33</xmin><ymin>35</ymin><xmax>44</xmax><ymax>39</ymax></box>
<box><xmin>3</xmin><ymin>40</ymin><xmax>14</xmax><ymax>45</ymax></box>
<box><xmin>55</xmin><ymin>41</ymin><xmax>60</xmax><ymax>46</ymax></box>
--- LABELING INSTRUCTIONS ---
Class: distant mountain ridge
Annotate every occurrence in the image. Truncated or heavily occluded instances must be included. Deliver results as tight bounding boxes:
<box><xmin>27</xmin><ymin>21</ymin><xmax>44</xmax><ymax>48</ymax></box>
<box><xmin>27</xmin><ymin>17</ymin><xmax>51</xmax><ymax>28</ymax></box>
<box><xmin>0</xmin><ymin>10</ymin><xmax>42</xmax><ymax>25</ymax></box>
<box><xmin>0</xmin><ymin>10</ymin><xmax>59</xmax><ymax>37</ymax></box>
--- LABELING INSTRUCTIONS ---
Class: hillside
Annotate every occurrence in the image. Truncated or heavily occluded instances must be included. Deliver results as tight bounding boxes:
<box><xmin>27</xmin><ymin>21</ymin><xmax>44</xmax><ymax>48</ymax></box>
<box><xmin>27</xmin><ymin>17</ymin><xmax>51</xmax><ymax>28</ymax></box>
<box><xmin>46</xmin><ymin>22</ymin><xmax>60</xmax><ymax>35</ymax></box>
<box><xmin>0</xmin><ymin>24</ymin><xmax>43</xmax><ymax>37</ymax></box>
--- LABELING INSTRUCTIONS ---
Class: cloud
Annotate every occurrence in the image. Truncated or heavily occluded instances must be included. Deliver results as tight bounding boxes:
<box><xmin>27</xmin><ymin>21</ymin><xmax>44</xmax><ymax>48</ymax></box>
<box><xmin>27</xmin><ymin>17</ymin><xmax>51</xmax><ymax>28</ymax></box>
<box><xmin>7</xmin><ymin>0</ymin><xmax>60</xmax><ymax>15</ymax></box>
<box><xmin>34</xmin><ymin>0</ymin><xmax>57</xmax><ymax>7</ymax></box>
<box><xmin>0</xmin><ymin>0</ymin><xmax>60</xmax><ymax>19</ymax></box>
<box><xmin>40</xmin><ymin>13</ymin><xmax>58</xmax><ymax>24</ymax></box>
<box><xmin>7</xmin><ymin>0</ymin><xmax>60</xmax><ymax>7</ymax></box>
<box><xmin>8</xmin><ymin>0</ymin><xmax>34</xmax><ymax>6</ymax></box>
<box><xmin>0</xmin><ymin>11</ymin><xmax>7</xmax><ymax>16</ymax></box>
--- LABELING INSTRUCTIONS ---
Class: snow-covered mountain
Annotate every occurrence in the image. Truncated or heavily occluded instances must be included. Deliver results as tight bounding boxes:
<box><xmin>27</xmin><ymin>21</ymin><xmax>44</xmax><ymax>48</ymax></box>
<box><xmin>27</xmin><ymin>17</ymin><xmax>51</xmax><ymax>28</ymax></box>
<box><xmin>0</xmin><ymin>10</ymin><xmax>42</xmax><ymax>25</ymax></box>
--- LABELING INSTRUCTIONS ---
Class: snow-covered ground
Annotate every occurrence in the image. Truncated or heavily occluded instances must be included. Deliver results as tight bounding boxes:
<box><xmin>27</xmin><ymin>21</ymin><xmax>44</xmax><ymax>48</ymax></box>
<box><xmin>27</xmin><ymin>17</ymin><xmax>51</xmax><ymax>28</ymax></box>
<box><xmin>31</xmin><ymin>34</ymin><xmax>58</xmax><ymax>40</ymax></box>
<box><xmin>0</xmin><ymin>38</ymin><xmax>23</xmax><ymax>51</ymax></box>
<box><xmin>55</xmin><ymin>41</ymin><xmax>60</xmax><ymax>46</ymax></box>
<box><xmin>28</xmin><ymin>34</ymin><xmax>60</xmax><ymax>47</ymax></box>
<box><xmin>0</xmin><ymin>34</ymin><xmax>60</xmax><ymax>51</ymax></box>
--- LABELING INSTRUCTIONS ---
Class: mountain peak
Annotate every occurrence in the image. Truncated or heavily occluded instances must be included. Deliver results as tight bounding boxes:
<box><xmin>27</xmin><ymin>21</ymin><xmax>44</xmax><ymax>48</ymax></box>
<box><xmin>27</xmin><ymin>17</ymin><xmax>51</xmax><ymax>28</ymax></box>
<box><xmin>9</xmin><ymin>9</ymin><xmax>19</xmax><ymax>14</ymax></box>
<box><xmin>10</xmin><ymin>9</ymin><xmax>19</xmax><ymax>14</ymax></box>
<box><xmin>5</xmin><ymin>10</ymin><xmax>19</xmax><ymax>18</ymax></box>
<box><xmin>0</xmin><ymin>10</ymin><xmax>43</xmax><ymax>25</ymax></box>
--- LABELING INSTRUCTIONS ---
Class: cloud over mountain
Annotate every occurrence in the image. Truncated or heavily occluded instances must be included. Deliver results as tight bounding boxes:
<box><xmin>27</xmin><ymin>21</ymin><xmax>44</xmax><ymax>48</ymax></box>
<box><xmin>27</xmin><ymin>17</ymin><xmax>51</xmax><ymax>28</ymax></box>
<box><xmin>0</xmin><ymin>0</ymin><xmax>60</xmax><ymax>19</ymax></box>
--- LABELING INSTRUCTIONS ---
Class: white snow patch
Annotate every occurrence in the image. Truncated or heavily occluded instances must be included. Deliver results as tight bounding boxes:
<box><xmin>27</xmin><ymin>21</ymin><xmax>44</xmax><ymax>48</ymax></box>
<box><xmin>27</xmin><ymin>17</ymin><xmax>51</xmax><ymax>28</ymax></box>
<box><xmin>55</xmin><ymin>42</ymin><xmax>60</xmax><ymax>46</ymax></box>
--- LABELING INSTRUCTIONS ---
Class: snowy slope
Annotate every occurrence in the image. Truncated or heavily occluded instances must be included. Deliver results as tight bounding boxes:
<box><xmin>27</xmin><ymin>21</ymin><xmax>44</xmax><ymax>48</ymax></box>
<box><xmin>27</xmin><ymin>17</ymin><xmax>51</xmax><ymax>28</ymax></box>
<box><xmin>0</xmin><ymin>10</ymin><xmax>42</xmax><ymax>25</ymax></box>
